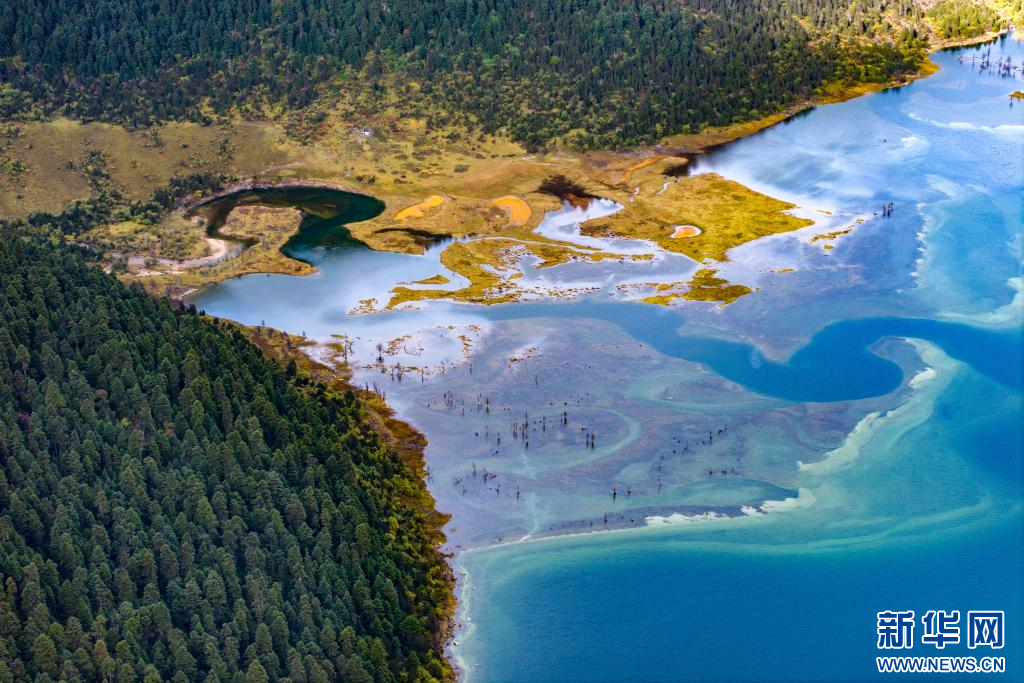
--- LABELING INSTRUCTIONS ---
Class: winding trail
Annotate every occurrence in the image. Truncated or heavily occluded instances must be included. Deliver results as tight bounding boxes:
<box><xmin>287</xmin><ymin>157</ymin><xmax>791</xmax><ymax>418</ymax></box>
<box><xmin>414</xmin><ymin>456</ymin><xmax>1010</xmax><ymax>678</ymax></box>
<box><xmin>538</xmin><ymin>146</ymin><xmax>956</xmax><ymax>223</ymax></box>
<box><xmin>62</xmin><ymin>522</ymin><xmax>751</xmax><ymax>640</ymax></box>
<box><xmin>129</xmin><ymin>237</ymin><xmax>236</xmax><ymax>275</ymax></box>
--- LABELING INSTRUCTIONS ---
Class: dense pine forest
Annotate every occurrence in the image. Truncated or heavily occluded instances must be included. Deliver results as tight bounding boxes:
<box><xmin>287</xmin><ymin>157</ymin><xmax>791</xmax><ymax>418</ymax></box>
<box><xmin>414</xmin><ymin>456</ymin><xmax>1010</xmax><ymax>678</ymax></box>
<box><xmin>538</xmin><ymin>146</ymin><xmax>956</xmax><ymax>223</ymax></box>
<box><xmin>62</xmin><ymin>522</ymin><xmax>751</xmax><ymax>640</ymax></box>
<box><xmin>927</xmin><ymin>0</ymin><xmax>1006</xmax><ymax>39</ymax></box>
<box><xmin>0</xmin><ymin>235</ymin><xmax>453</xmax><ymax>682</ymax></box>
<box><xmin>0</xmin><ymin>0</ymin><xmax>1015</xmax><ymax>149</ymax></box>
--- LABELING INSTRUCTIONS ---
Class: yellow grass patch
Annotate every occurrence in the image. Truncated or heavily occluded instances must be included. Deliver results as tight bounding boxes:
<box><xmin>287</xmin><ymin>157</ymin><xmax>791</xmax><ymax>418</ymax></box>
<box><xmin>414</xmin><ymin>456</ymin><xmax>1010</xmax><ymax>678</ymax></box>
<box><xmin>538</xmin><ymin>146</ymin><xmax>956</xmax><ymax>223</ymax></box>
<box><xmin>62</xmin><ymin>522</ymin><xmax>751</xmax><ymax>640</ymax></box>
<box><xmin>640</xmin><ymin>268</ymin><xmax>751</xmax><ymax>306</ymax></box>
<box><xmin>661</xmin><ymin>111</ymin><xmax>803</xmax><ymax>152</ymax></box>
<box><xmin>0</xmin><ymin>118</ymin><xmax>294</xmax><ymax>217</ymax></box>
<box><xmin>411</xmin><ymin>274</ymin><xmax>451</xmax><ymax>285</ymax></box>
<box><xmin>581</xmin><ymin>173</ymin><xmax>813</xmax><ymax>262</ymax></box>
<box><xmin>388</xmin><ymin>240</ymin><xmax>519</xmax><ymax>307</ymax></box>
<box><xmin>386</xmin><ymin>237</ymin><xmax>640</xmax><ymax>307</ymax></box>
<box><xmin>810</xmin><ymin>227</ymin><xmax>853</xmax><ymax>245</ymax></box>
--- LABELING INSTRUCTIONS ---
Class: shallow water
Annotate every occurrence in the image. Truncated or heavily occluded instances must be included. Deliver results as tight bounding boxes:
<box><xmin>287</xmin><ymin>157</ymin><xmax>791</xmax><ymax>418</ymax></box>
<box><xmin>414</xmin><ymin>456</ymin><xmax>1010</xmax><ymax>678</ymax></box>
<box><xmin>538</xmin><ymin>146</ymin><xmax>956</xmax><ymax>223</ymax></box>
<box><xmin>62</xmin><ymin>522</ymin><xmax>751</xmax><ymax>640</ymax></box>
<box><xmin>191</xmin><ymin>35</ymin><xmax>1024</xmax><ymax>682</ymax></box>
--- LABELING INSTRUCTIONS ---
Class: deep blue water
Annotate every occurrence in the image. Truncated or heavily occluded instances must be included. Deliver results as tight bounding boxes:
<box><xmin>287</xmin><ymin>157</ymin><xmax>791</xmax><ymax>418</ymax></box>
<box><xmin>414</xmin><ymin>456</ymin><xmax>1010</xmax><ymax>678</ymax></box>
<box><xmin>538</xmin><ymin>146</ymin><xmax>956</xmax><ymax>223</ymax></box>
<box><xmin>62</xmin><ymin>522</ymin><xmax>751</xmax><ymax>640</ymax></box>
<box><xmin>482</xmin><ymin>302</ymin><xmax>1023</xmax><ymax>401</ymax></box>
<box><xmin>465</xmin><ymin>523</ymin><xmax>1021</xmax><ymax>682</ymax></box>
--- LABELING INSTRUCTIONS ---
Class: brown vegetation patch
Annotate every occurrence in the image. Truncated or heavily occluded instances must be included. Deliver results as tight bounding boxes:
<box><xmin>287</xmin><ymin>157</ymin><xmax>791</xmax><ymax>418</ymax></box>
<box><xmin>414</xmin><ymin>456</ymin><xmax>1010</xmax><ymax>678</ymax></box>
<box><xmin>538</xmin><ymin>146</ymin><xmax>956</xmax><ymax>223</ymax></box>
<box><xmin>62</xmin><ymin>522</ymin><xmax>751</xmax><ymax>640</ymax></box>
<box><xmin>537</xmin><ymin>174</ymin><xmax>598</xmax><ymax>205</ymax></box>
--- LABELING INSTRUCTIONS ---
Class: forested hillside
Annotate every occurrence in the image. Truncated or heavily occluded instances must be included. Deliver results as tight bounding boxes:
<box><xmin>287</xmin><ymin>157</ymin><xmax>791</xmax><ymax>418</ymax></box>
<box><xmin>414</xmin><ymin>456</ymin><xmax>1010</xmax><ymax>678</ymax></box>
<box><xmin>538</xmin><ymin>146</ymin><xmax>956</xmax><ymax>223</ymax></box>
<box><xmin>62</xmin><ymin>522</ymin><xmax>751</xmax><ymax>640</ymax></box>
<box><xmin>0</xmin><ymin>0</ymin><xmax>1013</xmax><ymax>148</ymax></box>
<box><xmin>0</xmin><ymin>235</ymin><xmax>453</xmax><ymax>682</ymax></box>
<box><xmin>927</xmin><ymin>0</ymin><xmax>1007</xmax><ymax>39</ymax></box>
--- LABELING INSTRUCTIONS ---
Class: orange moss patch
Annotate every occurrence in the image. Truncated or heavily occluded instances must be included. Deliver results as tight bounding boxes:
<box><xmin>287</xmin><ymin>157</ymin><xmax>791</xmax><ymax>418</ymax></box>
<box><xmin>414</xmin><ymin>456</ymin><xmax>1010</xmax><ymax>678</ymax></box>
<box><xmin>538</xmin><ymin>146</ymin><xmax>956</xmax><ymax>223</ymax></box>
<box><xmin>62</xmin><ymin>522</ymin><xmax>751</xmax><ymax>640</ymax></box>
<box><xmin>394</xmin><ymin>194</ymin><xmax>447</xmax><ymax>221</ymax></box>
<box><xmin>491</xmin><ymin>195</ymin><xmax>533</xmax><ymax>225</ymax></box>
<box><xmin>671</xmin><ymin>225</ymin><xmax>702</xmax><ymax>238</ymax></box>
<box><xmin>623</xmin><ymin>155</ymin><xmax>663</xmax><ymax>182</ymax></box>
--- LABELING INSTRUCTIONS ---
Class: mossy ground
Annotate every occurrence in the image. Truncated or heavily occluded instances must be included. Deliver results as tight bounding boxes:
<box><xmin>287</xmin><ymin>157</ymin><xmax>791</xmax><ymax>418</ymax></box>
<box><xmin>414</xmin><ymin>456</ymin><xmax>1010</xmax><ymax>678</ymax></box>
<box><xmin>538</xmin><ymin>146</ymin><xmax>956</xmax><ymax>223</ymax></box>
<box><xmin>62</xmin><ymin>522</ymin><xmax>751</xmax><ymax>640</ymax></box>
<box><xmin>0</xmin><ymin>118</ymin><xmax>294</xmax><ymax>217</ymax></box>
<box><xmin>581</xmin><ymin>172</ymin><xmax>813</xmax><ymax>262</ymax></box>
<box><xmin>85</xmin><ymin>214</ymin><xmax>212</xmax><ymax>260</ymax></box>
<box><xmin>640</xmin><ymin>269</ymin><xmax>753</xmax><ymax>307</ymax></box>
<box><xmin>3</xmin><ymin>93</ymin><xmax>834</xmax><ymax>307</ymax></box>
<box><xmin>123</xmin><ymin>205</ymin><xmax>314</xmax><ymax>298</ymax></box>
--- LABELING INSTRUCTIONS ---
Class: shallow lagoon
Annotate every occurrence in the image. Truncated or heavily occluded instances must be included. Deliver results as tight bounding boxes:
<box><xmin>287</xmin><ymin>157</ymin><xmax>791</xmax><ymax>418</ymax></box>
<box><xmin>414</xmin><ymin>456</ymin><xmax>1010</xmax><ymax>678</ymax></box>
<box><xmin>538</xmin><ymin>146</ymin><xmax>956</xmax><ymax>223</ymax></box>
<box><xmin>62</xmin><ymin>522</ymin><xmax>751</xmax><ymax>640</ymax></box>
<box><xmin>192</xmin><ymin>35</ymin><xmax>1024</xmax><ymax>682</ymax></box>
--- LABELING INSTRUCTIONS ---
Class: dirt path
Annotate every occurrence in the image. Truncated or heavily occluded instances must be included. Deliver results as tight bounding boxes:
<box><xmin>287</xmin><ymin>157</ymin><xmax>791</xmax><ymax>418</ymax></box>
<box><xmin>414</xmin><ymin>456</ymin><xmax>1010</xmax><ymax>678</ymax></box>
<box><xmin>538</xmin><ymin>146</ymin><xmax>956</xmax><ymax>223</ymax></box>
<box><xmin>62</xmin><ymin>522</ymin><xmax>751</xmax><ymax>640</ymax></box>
<box><xmin>128</xmin><ymin>237</ymin><xmax>238</xmax><ymax>275</ymax></box>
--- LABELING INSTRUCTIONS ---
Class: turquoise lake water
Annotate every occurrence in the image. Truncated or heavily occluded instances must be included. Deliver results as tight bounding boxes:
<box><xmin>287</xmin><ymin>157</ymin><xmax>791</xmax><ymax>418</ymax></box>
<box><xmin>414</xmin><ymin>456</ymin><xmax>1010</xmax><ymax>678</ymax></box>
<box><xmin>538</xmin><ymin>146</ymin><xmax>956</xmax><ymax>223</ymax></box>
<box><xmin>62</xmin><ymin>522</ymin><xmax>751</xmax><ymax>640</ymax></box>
<box><xmin>191</xmin><ymin>35</ymin><xmax>1024</xmax><ymax>682</ymax></box>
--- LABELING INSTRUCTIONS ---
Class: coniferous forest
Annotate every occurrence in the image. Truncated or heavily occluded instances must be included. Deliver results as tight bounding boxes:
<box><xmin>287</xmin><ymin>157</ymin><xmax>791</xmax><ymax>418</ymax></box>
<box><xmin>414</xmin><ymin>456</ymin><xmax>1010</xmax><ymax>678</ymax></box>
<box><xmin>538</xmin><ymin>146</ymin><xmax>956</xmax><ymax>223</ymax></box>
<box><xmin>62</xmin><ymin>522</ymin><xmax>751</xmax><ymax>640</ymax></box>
<box><xmin>0</xmin><ymin>235</ymin><xmax>453</xmax><ymax>682</ymax></box>
<box><xmin>1</xmin><ymin>0</ymin><xmax>1013</xmax><ymax>149</ymax></box>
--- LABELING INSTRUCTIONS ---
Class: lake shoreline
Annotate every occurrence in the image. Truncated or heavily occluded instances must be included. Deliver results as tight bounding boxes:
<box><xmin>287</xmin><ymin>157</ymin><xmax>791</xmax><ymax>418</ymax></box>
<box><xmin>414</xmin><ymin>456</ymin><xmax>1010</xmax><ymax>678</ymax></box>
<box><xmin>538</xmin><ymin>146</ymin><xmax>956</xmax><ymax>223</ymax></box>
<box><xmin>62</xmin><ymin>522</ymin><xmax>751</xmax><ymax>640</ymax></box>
<box><xmin>177</xmin><ymin>31</ymin><xmax>1016</xmax><ymax>681</ymax></box>
<box><xmin>235</xmin><ymin>321</ymin><xmax>460</xmax><ymax>680</ymax></box>
<box><xmin>183</xmin><ymin>177</ymin><xmax>378</xmax><ymax>213</ymax></box>
<box><xmin>657</xmin><ymin>28</ymin><xmax>1011</xmax><ymax>157</ymax></box>
<box><xmin>160</xmin><ymin>33</ymin><xmax>1015</xmax><ymax>308</ymax></box>
<box><xmin>129</xmin><ymin>185</ymin><xmax>384</xmax><ymax>300</ymax></box>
